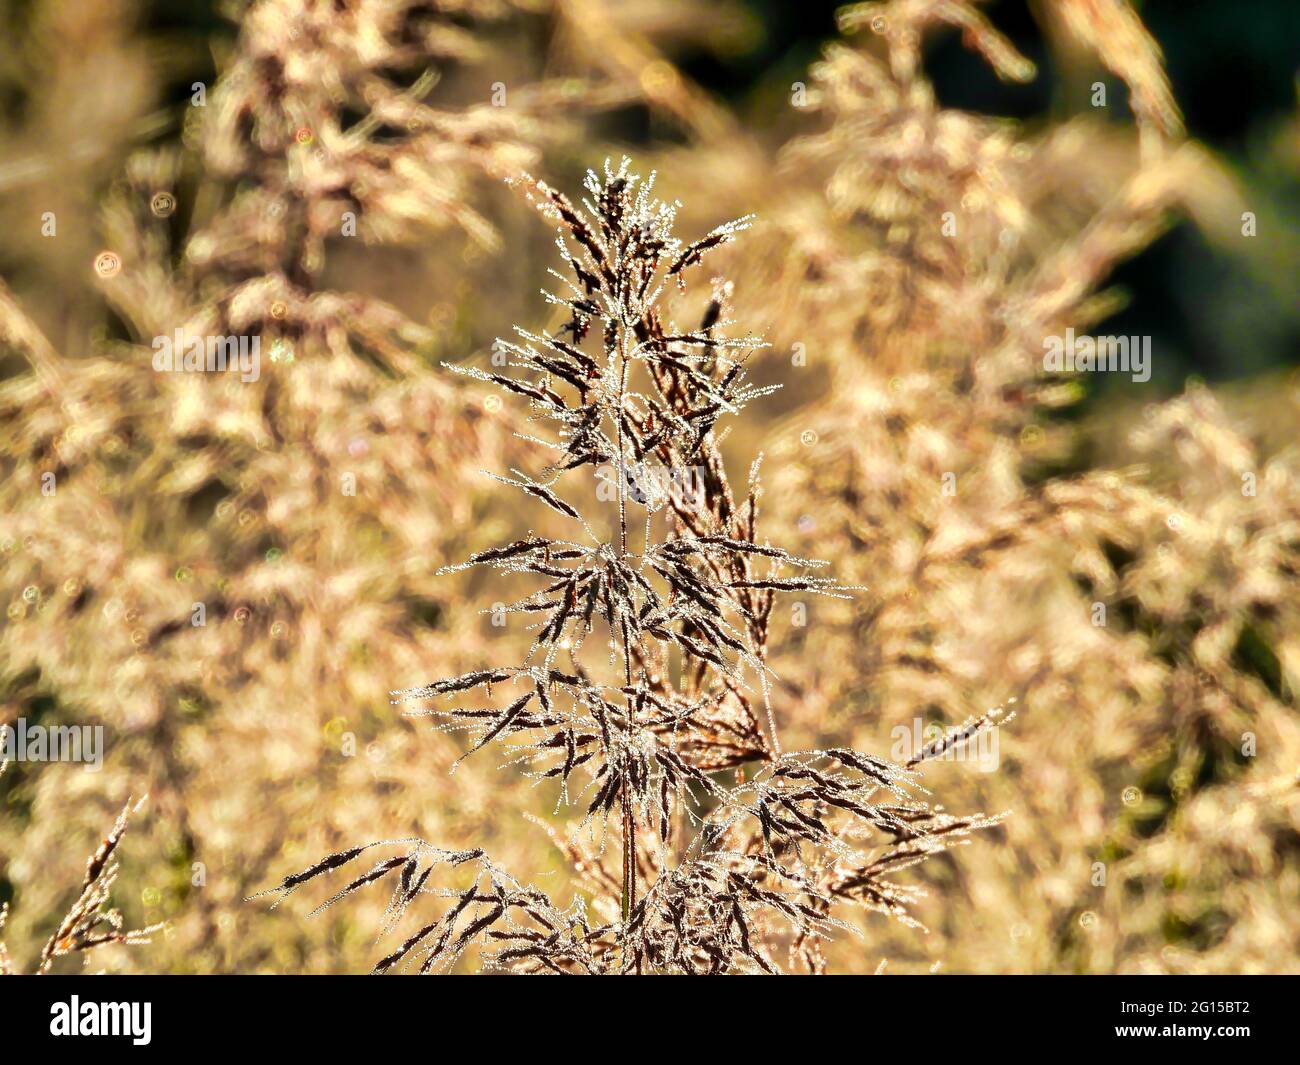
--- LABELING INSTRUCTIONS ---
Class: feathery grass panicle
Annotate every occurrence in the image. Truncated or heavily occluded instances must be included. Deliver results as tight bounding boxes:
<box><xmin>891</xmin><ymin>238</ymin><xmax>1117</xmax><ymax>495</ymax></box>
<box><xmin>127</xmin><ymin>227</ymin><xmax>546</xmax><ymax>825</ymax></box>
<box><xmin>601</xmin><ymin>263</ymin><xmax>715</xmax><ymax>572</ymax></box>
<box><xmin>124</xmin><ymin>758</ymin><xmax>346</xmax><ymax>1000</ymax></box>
<box><xmin>263</xmin><ymin>159</ymin><xmax>1006</xmax><ymax>974</ymax></box>
<box><xmin>0</xmin><ymin>729</ymin><xmax>161</xmax><ymax>974</ymax></box>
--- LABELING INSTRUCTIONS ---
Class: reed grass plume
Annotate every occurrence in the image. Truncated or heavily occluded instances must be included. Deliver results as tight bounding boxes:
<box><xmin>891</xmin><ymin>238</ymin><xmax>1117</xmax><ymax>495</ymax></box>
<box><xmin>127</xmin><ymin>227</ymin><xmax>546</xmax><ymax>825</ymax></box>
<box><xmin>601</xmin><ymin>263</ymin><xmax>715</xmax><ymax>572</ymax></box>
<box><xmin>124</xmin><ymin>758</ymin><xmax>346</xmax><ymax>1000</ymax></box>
<box><xmin>0</xmin><ymin>726</ymin><xmax>161</xmax><ymax>974</ymax></box>
<box><xmin>256</xmin><ymin>160</ymin><xmax>1009</xmax><ymax>973</ymax></box>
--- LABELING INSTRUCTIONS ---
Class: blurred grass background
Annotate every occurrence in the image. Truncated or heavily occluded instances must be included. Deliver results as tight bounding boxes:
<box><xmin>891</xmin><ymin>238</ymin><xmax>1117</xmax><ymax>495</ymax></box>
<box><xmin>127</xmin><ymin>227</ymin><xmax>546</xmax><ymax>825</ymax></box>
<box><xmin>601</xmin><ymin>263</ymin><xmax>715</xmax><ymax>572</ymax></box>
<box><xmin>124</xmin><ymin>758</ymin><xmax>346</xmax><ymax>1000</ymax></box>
<box><xmin>0</xmin><ymin>0</ymin><xmax>1296</xmax><ymax>974</ymax></box>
